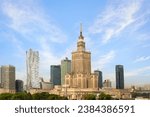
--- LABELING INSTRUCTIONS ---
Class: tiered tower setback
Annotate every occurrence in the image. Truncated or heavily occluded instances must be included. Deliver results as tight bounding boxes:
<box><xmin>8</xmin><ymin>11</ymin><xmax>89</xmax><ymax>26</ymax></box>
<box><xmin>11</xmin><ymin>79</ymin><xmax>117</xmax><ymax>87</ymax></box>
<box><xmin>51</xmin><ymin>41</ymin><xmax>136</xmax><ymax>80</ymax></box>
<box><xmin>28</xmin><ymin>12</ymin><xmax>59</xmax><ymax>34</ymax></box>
<box><xmin>65</xmin><ymin>24</ymin><xmax>98</xmax><ymax>89</ymax></box>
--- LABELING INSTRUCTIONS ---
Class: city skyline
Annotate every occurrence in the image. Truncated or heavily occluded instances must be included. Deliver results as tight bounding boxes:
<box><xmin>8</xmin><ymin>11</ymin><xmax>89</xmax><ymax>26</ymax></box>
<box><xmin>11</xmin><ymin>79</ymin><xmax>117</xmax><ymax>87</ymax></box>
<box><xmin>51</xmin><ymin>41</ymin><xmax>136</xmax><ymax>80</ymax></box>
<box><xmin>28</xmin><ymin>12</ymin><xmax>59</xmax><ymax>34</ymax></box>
<box><xmin>0</xmin><ymin>0</ymin><xmax>150</xmax><ymax>87</ymax></box>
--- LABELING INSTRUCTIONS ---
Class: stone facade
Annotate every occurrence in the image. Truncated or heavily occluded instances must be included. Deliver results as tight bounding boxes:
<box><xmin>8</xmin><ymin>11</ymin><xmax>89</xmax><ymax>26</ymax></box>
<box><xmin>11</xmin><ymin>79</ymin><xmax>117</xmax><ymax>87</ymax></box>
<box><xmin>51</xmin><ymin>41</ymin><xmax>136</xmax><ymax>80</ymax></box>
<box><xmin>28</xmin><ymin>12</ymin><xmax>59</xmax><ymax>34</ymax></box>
<box><xmin>0</xmin><ymin>65</ymin><xmax>15</xmax><ymax>90</ymax></box>
<box><xmin>65</xmin><ymin>25</ymin><xmax>98</xmax><ymax>89</ymax></box>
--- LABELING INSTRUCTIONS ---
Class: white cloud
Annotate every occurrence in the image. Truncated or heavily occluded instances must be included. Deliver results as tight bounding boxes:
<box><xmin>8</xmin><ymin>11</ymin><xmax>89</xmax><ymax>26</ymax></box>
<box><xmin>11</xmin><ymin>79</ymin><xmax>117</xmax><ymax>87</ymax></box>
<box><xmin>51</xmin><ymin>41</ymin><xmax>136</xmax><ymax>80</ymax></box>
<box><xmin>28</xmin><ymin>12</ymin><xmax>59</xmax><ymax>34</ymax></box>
<box><xmin>134</xmin><ymin>56</ymin><xmax>150</xmax><ymax>63</ymax></box>
<box><xmin>89</xmin><ymin>0</ymin><xmax>143</xmax><ymax>44</ymax></box>
<box><xmin>1</xmin><ymin>0</ymin><xmax>67</xmax><ymax>43</ymax></box>
<box><xmin>125</xmin><ymin>66</ymin><xmax>150</xmax><ymax>77</ymax></box>
<box><xmin>95</xmin><ymin>50</ymin><xmax>115</xmax><ymax>69</ymax></box>
<box><xmin>0</xmin><ymin>0</ymin><xmax>67</xmax><ymax>80</ymax></box>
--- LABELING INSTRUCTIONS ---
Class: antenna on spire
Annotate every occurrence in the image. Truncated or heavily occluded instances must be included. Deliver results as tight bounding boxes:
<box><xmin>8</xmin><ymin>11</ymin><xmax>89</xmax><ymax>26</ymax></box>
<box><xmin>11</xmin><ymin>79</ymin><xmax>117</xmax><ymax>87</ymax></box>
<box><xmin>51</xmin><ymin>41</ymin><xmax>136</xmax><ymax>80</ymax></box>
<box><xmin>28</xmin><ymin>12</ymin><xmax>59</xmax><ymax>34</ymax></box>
<box><xmin>79</xmin><ymin>23</ymin><xmax>83</xmax><ymax>38</ymax></box>
<box><xmin>80</xmin><ymin>23</ymin><xmax>82</xmax><ymax>33</ymax></box>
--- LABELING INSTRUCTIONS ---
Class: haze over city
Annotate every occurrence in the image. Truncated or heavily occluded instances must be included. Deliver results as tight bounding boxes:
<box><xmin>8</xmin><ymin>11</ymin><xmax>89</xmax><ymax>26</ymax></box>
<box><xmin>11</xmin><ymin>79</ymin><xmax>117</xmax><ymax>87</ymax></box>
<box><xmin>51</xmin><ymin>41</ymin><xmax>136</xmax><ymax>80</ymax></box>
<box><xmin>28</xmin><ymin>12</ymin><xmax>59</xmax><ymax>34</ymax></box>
<box><xmin>0</xmin><ymin>0</ymin><xmax>150</xmax><ymax>87</ymax></box>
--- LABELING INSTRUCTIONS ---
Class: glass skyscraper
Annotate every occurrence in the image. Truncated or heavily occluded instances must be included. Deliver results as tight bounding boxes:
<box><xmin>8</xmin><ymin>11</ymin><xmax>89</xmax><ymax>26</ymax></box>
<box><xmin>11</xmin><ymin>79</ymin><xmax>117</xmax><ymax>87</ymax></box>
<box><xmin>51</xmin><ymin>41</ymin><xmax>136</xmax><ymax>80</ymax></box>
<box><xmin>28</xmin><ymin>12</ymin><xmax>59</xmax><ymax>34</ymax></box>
<box><xmin>15</xmin><ymin>80</ymin><xmax>23</xmax><ymax>92</ymax></box>
<box><xmin>94</xmin><ymin>70</ymin><xmax>103</xmax><ymax>88</ymax></box>
<box><xmin>50</xmin><ymin>65</ymin><xmax>61</xmax><ymax>86</ymax></box>
<box><xmin>116</xmin><ymin>65</ymin><xmax>124</xmax><ymax>89</ymax></box>
<box><xmin>61</xmin><ymin>57</ymin><xmax>71</xmax><ymax>85</ymax></box>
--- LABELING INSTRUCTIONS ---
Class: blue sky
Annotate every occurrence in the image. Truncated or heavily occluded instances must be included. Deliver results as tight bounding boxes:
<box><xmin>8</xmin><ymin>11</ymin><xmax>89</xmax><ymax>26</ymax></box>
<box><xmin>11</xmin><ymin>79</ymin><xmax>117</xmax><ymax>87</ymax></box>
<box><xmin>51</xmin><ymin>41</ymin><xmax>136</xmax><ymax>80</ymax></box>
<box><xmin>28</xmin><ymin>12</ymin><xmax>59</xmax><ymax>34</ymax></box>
<box><xmin>0</xmin><ymin>0</ymin><xmax>150</xmax><ymax>87</ymax></box>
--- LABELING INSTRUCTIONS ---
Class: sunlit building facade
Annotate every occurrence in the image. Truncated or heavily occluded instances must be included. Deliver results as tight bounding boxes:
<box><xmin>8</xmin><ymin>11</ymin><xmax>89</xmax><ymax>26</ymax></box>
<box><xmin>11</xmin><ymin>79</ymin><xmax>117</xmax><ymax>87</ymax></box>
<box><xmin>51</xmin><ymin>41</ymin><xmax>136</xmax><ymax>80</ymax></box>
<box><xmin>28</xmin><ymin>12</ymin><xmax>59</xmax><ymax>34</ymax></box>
<box><xmin>0</xmin><ymin>65</ymin><xmax>15</xmax><ymax>90</ymax></box>
<box><xmin>61</xmin><ymin>57</ymin><xmax>71</xmax><ymax>85</ymax></box>
<box><xmin>26</xmin><ymin>49</ymin><xmax>40</xmax><ymax>90</ymax></box>
<box><xmin>65</xmin><ymin>25</ymin><xmax>98</xmax><ymax>89</ymax></box>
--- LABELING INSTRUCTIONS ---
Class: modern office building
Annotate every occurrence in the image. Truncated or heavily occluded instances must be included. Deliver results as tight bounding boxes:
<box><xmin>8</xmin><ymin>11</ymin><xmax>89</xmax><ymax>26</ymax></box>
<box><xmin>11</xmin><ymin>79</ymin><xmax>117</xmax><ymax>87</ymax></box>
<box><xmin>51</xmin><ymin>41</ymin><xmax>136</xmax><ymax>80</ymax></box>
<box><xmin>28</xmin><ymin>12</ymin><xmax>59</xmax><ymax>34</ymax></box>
<box><xmin>61</xmin><ymin>57</ymin><xmax>71</xmax><ymax>85</ymax></box>
<box><xmin>0</xmin><ymin>65</ymin><xmax>15</xmax><ymax>90</ymax></box>
<box><xmin>116</xmin><ymin>65</ymin><xmax>124</xmax><ymax>89</ymax></box>
<box><xmin>50</xmin><ymin>65</ymin><xmax>61</xmax><ymax>86</ymax></box>
<box><xmin>40</xmin><ymin>82</ymin><xmax>53</xmax><ymax>90</ymax></box>
<box><xmin>65</xmin><ymin>24</ymin><xmax>98</xmax><ymax>89</ymax></box>
<box><xmin>103</xmin><ymin>79</ymin><xmax>111</xmax><ymax>88</ymax></box>
<box><xmin>94</xmin><ymin>70</ymin><xmax>103</xmax><ymax>88</ymax></box>
<box><xmin>15</xmin><ymin>80</ymin><xmax>23</xmax><ymax>92</ymax></box>
<box><xmin>26</xmin><ymin>49</ymin><xmax>40</xmax><ymax>90</ymax></box>
<box><xmin>40</xmin><ymin>77</ymin><xmax>53</xmax><ymax>89</ymax></box>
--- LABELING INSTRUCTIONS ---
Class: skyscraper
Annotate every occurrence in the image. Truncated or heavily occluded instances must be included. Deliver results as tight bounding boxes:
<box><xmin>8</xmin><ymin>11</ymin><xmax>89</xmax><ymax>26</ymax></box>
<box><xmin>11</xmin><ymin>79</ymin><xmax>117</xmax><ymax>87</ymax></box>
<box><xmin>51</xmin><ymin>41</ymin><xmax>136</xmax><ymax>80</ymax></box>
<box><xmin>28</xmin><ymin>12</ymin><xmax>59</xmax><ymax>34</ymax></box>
<box><xmin>116</xmin><ymin>65</ymin><xmax>124</xmax><ymax>89</ymax></box>
<box><xmin>26</xmin><ymin>49</ymin><xmax>40</xmax><ymax>90</ymax></box>
<box><xmin>61</xmin><ymin>57</ymin><xmax>71</xmax><ymax>85</ymax></box>
<box><xmin>0</xmin><ymin>65</ymin><xmax>15</xmax><ymax>90</ymax></box>
<box><xmin>94</xmin><ymin>70</ymin><xmax>103</xmax><ymax>88</ymax></box>
<box><xmin>65</xmin><ymin>24</ymin><xmax>98</xmax><ymax>89</ymax></box>
<box><xmin>15</xmin><ymin>80</ymin><xmax>23</xmax><ymax>92</ymax></box>
<box><xmin>50</xmin><ymin>65</ymin><xmax>61</xmax><ymax>86</ymax></box>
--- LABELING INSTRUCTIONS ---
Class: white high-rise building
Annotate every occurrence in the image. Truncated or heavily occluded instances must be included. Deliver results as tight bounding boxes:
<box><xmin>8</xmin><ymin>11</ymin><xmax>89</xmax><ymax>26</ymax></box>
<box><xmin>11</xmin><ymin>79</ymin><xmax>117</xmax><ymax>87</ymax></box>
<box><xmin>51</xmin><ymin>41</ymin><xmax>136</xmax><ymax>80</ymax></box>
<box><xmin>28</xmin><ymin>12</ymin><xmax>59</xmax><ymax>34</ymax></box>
<box><xmin>26</xmin><ymin>49</ymin><xmax>40</xmax><ymax>90</ymax></box>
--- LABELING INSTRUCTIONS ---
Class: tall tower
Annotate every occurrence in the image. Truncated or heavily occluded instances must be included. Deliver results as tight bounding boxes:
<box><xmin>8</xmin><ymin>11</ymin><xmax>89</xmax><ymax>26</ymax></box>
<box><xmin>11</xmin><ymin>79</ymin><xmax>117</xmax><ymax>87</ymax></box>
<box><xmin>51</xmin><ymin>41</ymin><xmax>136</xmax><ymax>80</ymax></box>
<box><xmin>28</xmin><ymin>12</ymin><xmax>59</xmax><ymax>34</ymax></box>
<box><xmin>65</xmin><ymin>24</ymin><xmax>98</xmax><ymax>89</ymax></box>
<box><xmin>0</xmin><ymin>65</ymin><xmax>15</xmax><ymax>90</ymax></box>
<box><xmin>61</xmin><ymin>57</ymin><xmax>71</xmax><ymax>85</ymax></box>
<box><xmin>26</xmin><ymin>49</ymin><xmax>40</xmax><ymax>90</ymax></box>
<box><xmin>94</xmin><ymin>70</ymin><xmax>103</xmax><ymax>88</ymax></box>
<box><xmin>72</xmin><ymin>24</ymin><xmax>91</xmax><ymax>74</ymax></box>
<box><xmin>116</xmin><ymin>65</ymin><xmax>124</xmax><ymax>89</ymax></box>
<box><xmin>50</xmin><ymin>65</ymin><xmax>61</xmax><ymax>86</ymax></box>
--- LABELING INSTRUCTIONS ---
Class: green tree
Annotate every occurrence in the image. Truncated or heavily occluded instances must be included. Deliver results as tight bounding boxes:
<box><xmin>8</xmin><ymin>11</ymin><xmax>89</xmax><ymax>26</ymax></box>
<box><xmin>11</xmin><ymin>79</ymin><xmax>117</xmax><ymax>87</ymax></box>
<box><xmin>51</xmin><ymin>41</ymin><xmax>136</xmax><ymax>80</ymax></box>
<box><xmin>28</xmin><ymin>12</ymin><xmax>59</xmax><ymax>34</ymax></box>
<box><xmin>11</xmin><ymin>93</ymin><xmax>25</xmax><ymax>100</ymax></box>
<box><xmin>0</xmin><ymin>93</ymin><xmax>13</xmax><ymax>100</ymax></box>
<box><xmin>48</xmin><ymin>94</ymin><xmax>58</xmax><ymax>100</ymax></box>
<box><xmin>32</xmin><ymin>92</ymin><xmax>50</xmax><ymax>100</ymax></box>
<box><xmin>26</xmin><ymin>92</ymin><xmax>33</xmax><ymax>100</ymax></box>
<box><xmin>11</xmin><ymin>92</ymin><xmax>32</xmax><ymax>100</ymax></box>
<box><xmin>48</xmin><ymin>94</ymin><xmax>68</xmax><ymax>100</ymax></box>
<box><xmin>98</xmin><ymin>92</ymin><xmax>112</xmax><ymax>100</ymax></box>
<box><xmin>82</xmin><ymin>94</ymin><xmax>96</xmax><ymax>100</ymax></box>
<box><xmin>0</xmin><ymin>92</ymin><xmax>68</xmax><ymax>100</ymax></box>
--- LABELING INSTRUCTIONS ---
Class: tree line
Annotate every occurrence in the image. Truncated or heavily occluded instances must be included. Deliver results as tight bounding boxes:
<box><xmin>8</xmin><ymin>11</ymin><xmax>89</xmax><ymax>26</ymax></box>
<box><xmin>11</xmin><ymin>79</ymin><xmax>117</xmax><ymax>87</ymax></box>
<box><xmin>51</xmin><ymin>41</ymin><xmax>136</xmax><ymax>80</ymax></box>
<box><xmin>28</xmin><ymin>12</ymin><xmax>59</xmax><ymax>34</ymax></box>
<box><xmin>82</xmin><ymin>92</ymin><xmax>113</xmax><ymax>100</ymax></box>
<box><xmin>0</xmin><ymin>92</ymin><xmax>113</xmax><ymax>100</ymax></box>
<box><xmin>0</xmin><ymin>92</ymin><xmax>67</xmax><ymax>100</ymax></box>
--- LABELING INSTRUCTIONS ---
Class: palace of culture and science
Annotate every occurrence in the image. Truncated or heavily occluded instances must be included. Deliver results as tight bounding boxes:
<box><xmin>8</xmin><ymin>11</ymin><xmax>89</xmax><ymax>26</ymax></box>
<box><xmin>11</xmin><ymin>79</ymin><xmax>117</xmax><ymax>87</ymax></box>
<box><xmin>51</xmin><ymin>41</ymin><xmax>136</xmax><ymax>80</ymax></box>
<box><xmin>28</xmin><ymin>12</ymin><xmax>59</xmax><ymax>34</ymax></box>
<box><xmin>65</xmin><ymin>25</ymin><xmax>98</xmax><ymax>89</ymax></box>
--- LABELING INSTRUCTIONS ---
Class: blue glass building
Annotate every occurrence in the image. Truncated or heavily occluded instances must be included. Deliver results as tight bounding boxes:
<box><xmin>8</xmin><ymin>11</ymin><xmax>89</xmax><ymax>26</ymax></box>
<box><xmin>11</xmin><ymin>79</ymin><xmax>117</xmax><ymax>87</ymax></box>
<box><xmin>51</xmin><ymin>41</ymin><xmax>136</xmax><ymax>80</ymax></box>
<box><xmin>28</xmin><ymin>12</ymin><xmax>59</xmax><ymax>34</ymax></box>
<box><xmin>116</xmin><ymin>65</ymin><xmax>124</xmax><ymax>89</ymax></box>
<box><xmin>94</xmin><ymin>70</ymin><xmax>103</xmax><ymax>88</ymax></box>
<box><xmin>50</xmin><ymin>65</ymin><xmax>61</xmax><ymax>86</ymax></box>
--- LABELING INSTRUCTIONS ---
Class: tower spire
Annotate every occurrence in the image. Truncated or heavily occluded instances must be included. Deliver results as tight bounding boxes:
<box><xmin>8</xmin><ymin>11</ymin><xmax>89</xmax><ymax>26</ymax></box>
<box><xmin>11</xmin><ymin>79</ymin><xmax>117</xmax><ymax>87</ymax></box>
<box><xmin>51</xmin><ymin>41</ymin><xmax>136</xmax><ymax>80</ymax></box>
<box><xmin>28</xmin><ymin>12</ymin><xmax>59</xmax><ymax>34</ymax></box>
<box><xmin>79</xmin><ymin>23</ymin><xmax>84</xmax><ymax>39</ymax></box>
<box><xmin>80</xmin><ymin>23</ymin><xmax>82</xmax><ymax>36</ymax></box>
<box><xmin>77</xmin><ymin>23</ymin><xmax>85</xmax><ymax>51</ymax></box>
